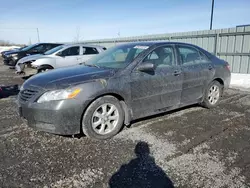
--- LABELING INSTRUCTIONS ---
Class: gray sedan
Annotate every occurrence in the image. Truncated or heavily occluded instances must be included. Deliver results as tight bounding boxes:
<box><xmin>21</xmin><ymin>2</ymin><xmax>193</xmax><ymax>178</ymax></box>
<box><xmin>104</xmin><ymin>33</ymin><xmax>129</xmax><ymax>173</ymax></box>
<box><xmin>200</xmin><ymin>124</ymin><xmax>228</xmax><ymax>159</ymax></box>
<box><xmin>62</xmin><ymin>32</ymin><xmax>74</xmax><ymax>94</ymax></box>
<box><xmin>18</xmin><ymin>42</ymin><xmax>231</xmax><ymax>140</ymax></box>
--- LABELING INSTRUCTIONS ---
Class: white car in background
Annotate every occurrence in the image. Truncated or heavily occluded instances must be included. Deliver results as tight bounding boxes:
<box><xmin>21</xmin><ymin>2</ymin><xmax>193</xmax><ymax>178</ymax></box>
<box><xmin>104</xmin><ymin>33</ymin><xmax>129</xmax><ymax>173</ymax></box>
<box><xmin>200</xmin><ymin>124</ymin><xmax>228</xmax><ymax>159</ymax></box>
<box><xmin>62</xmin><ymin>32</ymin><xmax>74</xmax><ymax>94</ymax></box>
<box><xmin>15</xmin><ymin>44</ymin><xmax>106</xmax><ymax>75</ymax></box>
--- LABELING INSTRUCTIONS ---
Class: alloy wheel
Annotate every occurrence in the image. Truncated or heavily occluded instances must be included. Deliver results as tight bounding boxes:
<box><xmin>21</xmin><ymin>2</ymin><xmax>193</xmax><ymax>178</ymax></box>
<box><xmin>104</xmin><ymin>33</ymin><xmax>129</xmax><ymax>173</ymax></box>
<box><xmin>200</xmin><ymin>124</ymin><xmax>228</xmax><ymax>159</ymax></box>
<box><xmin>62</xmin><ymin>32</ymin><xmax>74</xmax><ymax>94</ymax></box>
<box><xmin>91</xmin><ymin>103</ymin><xmax>119</xmax><ymax>135</ymax></box>
<box><xmin>208</xmin><ymin>85</ymin><xmax>220</xmax><ymax>105</ymax></box>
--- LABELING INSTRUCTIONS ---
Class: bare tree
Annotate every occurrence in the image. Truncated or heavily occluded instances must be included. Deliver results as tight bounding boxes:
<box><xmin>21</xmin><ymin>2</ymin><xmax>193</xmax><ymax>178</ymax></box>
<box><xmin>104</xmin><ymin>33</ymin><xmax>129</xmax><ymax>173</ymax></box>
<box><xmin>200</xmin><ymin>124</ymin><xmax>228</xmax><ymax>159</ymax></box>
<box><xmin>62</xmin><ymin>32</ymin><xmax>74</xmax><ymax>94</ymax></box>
<box><xmin>73</xmin><ymin>26</ymin><xmax>82</xmax><ymax>43</ymax></box>
<box><xmin>0</xmin><ymin>40</ymin><xmax>10</xmax><ymax>46</ymax></box>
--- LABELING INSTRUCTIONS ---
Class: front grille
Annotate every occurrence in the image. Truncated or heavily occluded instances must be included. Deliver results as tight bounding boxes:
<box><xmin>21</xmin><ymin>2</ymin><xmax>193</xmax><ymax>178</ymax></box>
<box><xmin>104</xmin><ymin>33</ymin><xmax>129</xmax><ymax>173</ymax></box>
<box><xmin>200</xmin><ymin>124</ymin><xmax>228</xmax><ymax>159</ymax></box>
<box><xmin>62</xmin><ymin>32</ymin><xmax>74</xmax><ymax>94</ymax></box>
<box><xmin>19</xmin><ymin>89</ymin><xmax>38</xmax><ymax>102</ymax></box>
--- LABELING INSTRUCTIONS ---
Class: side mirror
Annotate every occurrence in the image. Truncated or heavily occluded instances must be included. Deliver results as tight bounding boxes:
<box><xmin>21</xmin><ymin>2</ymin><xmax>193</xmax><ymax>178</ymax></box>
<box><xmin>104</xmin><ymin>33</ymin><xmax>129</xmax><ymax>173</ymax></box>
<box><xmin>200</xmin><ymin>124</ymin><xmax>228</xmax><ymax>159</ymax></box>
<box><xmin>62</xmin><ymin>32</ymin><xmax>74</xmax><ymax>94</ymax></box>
<box><xmin>137</xmin><ymin>62</ymin><xmax>155</xmax><ymax>72</ymax></box>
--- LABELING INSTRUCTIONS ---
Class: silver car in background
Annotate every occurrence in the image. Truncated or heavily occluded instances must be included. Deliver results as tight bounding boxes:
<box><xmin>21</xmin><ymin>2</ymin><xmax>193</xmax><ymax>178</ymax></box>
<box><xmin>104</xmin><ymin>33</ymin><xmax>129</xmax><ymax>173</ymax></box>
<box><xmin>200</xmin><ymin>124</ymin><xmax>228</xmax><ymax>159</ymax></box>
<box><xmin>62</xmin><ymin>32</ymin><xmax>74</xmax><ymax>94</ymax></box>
<box><xmin>15</xmin><ymin>44</ymin><xmax>106</xmax><ymax>75</ymax></box>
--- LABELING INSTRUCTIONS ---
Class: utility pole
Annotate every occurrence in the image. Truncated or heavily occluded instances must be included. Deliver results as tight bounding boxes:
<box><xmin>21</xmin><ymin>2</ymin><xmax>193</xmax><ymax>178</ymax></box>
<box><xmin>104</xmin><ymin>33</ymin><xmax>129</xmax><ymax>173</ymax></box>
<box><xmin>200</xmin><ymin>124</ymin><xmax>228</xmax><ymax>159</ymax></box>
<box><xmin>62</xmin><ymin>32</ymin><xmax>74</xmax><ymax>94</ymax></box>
<box><xmin>210</xmin><ymin>0</ymin><xmax>215</xmax><ymax>30</ymax></box>
<box><xmin>36</xmin><ymin>28</ymin><xmax>40</xmax><ymax>42</ymax></box>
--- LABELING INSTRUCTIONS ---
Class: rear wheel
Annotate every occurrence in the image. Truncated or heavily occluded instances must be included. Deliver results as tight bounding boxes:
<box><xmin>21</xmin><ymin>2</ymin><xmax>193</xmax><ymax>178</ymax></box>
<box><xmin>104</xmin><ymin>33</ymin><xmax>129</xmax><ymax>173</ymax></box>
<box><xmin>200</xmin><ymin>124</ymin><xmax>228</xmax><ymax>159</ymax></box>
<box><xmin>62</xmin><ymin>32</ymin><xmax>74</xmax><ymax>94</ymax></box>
<box><xmin>82</xmin><ymin>96</ymin><xmax>124</xmax><ymax>140</ymax></box>
<box><xmin>202</xmin><ymin>80</ymin><xmax>222</xmax><ymax>108</ymax></box>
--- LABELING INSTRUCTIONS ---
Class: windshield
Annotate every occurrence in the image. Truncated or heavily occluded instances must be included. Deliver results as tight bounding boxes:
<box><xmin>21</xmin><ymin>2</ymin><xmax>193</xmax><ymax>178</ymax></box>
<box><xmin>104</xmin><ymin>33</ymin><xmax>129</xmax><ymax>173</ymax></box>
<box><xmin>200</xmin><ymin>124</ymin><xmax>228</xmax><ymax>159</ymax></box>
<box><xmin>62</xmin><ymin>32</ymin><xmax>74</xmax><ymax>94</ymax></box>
<box><xmin>21</xmin><ymin>43</ymin><xmax>39</xmax><ymax>51</ymax></box>
<box><xmin>44</xmin><ymin>45</ymin><xmax>64</xmax><ymax>55</ymax></box>
<box><xmin>86</xmin><ymin>44</ymin><xmax>149</xmax><ymax>69</ymax></box>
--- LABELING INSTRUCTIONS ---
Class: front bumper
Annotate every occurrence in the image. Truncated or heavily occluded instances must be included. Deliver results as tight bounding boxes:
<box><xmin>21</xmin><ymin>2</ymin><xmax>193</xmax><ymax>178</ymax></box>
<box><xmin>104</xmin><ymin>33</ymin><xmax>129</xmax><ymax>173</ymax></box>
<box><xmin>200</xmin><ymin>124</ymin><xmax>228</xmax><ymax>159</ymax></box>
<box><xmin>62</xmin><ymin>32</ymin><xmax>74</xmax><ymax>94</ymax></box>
<box><xmin>3</xmin><ymin>56</ymin><xmax>17</xmax><ymax>66</ymax></box>
<box><xmin>3</xmin><ymin>56</ymin><xmax>10</xmax><ymax>65</ymax></box>
<box><xmin>18</xmin><ymin>99</ymin><xmax>84</xmax><ymax>135</ymax></box>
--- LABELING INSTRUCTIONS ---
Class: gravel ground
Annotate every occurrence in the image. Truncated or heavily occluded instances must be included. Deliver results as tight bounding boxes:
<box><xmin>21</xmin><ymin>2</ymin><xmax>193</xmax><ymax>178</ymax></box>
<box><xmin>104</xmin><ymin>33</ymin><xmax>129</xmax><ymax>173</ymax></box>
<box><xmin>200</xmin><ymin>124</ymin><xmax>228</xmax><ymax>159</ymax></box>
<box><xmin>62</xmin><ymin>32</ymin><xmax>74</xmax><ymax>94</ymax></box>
<box><xmin>0</xmin><ymin>57</ymin><xmax>250</xmax><ymax>188</ymax></box>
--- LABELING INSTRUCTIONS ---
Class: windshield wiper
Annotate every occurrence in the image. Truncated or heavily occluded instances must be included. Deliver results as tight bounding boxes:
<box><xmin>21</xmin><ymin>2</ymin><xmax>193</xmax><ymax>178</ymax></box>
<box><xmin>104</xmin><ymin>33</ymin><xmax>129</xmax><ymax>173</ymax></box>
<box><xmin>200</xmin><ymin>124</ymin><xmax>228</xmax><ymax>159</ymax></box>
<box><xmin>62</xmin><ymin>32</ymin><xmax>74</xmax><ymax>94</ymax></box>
<box><xmin>81</xmin><ymin>62</ymin><xmax>100</xmax><ymax>68</ymax></box>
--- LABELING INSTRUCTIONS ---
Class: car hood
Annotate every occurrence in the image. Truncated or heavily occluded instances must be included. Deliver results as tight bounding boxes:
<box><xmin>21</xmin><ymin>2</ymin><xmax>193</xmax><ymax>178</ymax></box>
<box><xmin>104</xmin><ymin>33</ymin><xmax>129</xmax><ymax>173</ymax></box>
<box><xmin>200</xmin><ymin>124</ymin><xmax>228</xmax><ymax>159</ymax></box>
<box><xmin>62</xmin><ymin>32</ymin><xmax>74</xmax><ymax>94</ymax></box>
<box><xmin>4</xmin><ymin>49</ymin><xmax>21</xmax><ymax>55</ymax></box>
<box><xmin>22</xmin><ymin>65</ymin><xmax>116</xmax><ymax>90</ymax></box>
<box><xmin>17</xmin><ymin>54</ymin><xmax>45</xmax><ymax>64</ymax></box>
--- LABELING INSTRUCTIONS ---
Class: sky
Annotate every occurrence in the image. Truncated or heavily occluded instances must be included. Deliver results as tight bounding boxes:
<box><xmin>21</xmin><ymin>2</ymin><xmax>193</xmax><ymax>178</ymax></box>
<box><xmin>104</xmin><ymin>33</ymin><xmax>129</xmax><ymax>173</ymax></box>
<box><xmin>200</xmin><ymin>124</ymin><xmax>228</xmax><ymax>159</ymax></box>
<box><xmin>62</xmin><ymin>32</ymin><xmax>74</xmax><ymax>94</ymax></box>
<box><xmin>0</xmin><ymin>0</ymin><xmax>250</xmax><ymax>44</ymax></box>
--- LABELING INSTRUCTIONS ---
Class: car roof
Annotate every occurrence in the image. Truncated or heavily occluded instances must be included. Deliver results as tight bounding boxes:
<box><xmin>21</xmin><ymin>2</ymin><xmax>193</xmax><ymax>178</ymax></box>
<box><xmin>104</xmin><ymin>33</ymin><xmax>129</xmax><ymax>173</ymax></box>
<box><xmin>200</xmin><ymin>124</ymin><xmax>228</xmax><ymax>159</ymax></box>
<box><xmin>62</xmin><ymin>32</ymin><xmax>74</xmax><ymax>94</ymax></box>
<box><xmin>115</xmin><ymin>41</ymin><xmax>202</xmax><ymax>48</ymax></box>
<box><xmin>61</xmin><ymin>43</ymin><xmax>105</xmax><ymax>48</ymax></box>
<box><xmin>34</xmin><ymin>43</ymin><xmax>62</xmax><ymax>45</ymax></box>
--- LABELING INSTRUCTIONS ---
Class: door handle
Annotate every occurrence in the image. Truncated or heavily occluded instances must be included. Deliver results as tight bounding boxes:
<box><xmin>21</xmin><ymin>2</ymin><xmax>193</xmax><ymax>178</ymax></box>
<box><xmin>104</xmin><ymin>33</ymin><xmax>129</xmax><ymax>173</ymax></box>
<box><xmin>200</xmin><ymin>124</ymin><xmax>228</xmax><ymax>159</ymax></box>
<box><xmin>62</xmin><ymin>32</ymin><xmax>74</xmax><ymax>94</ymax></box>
<box><xmin>208</xmin><ymin>65</ymin><xmax>213</xmax><ymax>70</ymax></box>
<box><xmin>174</xmin><ymin>70</ymin><xmax>181</xmax><ymax>76</ymax></box>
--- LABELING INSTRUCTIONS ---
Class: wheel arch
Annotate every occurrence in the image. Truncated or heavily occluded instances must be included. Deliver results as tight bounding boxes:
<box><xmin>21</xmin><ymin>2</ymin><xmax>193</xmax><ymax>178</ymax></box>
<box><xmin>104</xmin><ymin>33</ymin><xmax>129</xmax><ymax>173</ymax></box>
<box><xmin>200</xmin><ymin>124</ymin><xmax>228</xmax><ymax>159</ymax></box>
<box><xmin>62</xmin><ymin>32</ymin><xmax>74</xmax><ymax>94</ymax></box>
<box><xmin>81</xmin><ymin>92</ymin><xmax>132</xmax><ymax>134</ymax></box>
<box><xmin>213</xmin><ymin>78</ymin><xmax>224</xmax><ymax>86</ymax></box>
<box><xmin>37</xmin><ymin>64</ymin><xmax>54</xmax><ymax>70</ymax></box>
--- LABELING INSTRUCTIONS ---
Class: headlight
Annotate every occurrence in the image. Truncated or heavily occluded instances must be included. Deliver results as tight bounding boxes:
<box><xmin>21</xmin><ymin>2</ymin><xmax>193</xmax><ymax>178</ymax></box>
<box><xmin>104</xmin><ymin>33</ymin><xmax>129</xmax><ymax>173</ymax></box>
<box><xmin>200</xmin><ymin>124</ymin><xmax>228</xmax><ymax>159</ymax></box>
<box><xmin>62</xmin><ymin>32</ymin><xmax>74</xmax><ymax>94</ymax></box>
<box><xmin>19</xmin><ymin>85</ymin><xmax>24</xmax><ymax>91</ymax></box>
<box><xmin>37</xmin><ymin>88</ymin><xmax>81</xmax><ymax>103</ymax></box>
<box><xmin>11</xmin><ymin>54</ymin><xmax>18</xmax><ymax>59</ymax></box>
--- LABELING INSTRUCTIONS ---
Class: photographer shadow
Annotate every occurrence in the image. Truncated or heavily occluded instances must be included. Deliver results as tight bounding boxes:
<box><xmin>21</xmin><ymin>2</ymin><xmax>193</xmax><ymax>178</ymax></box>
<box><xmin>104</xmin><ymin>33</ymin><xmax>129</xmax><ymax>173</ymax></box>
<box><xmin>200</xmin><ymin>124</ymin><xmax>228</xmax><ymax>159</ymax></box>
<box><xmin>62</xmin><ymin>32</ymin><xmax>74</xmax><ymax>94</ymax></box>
<box><xmin>109</xmin><ymin>141</ymin><xmax>174</xmax><ymax>188</ymax></box>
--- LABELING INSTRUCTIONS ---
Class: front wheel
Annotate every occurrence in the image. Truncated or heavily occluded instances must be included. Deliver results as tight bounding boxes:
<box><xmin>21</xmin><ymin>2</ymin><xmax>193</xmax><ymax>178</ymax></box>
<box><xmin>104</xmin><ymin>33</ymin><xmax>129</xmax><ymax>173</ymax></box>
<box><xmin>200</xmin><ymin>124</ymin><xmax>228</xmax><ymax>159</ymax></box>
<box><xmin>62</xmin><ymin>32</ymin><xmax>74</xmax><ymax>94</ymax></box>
<box><xmin>37</xmin><ymin>67</ymin><xmax>53</xmax><ymax>73</ymax></box>
<box><xmin>82</xmin><ymin>96</ymin><xmax>125</xmax><ymax>140</ymax></box>
<box><xmin>201</xmin><ymin>80</ymin><xmax>222</xmax><ymax>108</ymax></box>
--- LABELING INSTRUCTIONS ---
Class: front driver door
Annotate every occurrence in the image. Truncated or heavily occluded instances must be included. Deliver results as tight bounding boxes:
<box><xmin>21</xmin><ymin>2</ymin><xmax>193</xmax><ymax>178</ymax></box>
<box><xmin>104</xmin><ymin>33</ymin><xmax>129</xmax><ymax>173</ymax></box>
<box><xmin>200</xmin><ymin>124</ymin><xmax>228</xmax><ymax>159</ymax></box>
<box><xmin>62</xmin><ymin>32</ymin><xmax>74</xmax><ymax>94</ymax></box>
<box><xmin>130</xmin><ymin>45</ymin><xmax>183</xmax><ymax>118</ymax></box>
<box><xmin>55</xmin><ymin>46</ymin><xmax>80</xmax><ymax>68</ymax></box>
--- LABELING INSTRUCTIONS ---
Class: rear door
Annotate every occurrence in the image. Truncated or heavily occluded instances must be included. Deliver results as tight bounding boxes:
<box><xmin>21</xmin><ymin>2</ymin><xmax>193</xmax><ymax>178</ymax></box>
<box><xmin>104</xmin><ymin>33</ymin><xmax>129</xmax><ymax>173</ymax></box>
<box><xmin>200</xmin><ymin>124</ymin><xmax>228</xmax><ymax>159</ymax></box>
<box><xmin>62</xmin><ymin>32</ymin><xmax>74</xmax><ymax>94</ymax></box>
<box><xmin>176</xmin><ymin>45</ymin><xmax>213</xmax><ymax>104</ymax></box>
<box><xmin>55</xmin><ymin>46</ymin><xmax>80</xmax><ymax>68</ymax></box>
<box><xmin>130</xmin><ymin>45</ymin><xmax>183</xmax><ymax>118</ymax></box>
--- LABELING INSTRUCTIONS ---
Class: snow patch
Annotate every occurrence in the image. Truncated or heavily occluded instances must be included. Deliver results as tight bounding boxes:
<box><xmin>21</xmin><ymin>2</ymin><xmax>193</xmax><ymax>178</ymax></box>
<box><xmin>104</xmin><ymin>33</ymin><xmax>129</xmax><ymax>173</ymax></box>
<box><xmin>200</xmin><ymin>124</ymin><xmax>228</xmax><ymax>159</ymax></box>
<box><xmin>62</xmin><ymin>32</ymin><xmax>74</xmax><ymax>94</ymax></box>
<box><xmin>230</xmin><ymin>73</ymin><xmax>250</xmax><ymax>91</ymax></box>
<box><xmin>0</xmin><ymin>46</ymin><xmax>21</xmax><ymax>53</ymax></box>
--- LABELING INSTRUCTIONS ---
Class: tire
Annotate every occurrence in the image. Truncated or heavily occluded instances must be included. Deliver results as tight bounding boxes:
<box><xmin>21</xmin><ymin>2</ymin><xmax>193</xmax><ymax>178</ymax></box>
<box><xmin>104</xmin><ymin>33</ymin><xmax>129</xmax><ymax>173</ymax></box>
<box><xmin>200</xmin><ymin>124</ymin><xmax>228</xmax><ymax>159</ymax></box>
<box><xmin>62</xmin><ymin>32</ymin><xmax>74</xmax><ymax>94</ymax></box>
<box><xmin>37</xmin><ymin>66</ymin><xmax>53</xmax><ymax>73</ymax></box>
<box><xmin>82</xmin><ymin>96</ymin><xmax>125</xmax><ymax>140</ymax></box>
<box><xmin>201</xmin><ymin>80</ymin><xmax>222</xmax><ymax>108</ymax></box>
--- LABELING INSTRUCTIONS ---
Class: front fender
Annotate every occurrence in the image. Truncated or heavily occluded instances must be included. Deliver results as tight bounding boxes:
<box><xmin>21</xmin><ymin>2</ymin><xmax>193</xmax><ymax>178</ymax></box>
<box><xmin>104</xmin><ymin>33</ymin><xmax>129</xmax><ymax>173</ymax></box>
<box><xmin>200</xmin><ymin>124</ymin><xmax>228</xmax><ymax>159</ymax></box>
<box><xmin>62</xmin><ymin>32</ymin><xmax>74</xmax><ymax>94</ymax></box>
<box><xmin>75</xmin><ymin>79</ymin><xmax>131</xmax><ymax>125</ymax></box>
<box><xmin>32</xmin><ymin>58</ymin><xmax>56</xmax><ymax>68</ymax></box>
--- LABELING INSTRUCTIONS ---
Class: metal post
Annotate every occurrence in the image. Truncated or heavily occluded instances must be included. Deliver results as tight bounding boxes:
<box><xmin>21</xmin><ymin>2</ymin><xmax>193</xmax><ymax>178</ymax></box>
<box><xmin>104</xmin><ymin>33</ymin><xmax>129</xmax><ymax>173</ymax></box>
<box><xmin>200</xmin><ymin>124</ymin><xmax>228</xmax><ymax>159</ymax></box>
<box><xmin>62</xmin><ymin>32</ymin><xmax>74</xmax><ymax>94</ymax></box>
<box><xmin>210</xmin><ymin>0</ymin><xmax>215</xmax><ymax>30</ymax></box>
<box><xmin>36</xmin><ymin>28</ymin><xmax>40</xmax><ymax>42</ymax></box>
<box><xmin>214</xmin><ymin>33</ymin><xmax>219</xmax><ymax>56</ymax></box>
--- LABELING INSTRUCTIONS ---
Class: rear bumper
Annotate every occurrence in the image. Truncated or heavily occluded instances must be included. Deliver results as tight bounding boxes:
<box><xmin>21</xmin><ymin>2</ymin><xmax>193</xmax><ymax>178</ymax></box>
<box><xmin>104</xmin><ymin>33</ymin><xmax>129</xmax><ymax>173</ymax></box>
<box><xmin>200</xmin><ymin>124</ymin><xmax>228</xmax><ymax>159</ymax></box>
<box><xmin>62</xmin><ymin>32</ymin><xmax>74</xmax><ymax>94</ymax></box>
<box><xmin>18</xmin><ymin>99</ymin><xmax>84</xmax><ymax>135</ymax></box>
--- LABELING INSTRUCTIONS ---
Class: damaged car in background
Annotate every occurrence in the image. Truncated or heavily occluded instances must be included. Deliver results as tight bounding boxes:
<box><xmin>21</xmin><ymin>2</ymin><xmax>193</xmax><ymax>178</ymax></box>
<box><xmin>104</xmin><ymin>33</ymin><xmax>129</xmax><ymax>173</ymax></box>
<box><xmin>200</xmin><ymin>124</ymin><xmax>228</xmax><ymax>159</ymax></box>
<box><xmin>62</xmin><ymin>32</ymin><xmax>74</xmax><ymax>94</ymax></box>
<box><xmin>18</xmin><ymin>42</ymin><xmax>231</xmax><ymax>140</ymax></box>
<box><xmin>3</xmin><ymin>43</ymin><xmax>62</xmax><ymax>66</ymax></box>
<box><xmin>15</xmin><ymin>44</ymin><xmax>106</xmax><ymax>76</ymax></box>
<box><xmin>1</xmin><ymin>46</ymin><xmax>25</xmax><ymax>59</ymax></box>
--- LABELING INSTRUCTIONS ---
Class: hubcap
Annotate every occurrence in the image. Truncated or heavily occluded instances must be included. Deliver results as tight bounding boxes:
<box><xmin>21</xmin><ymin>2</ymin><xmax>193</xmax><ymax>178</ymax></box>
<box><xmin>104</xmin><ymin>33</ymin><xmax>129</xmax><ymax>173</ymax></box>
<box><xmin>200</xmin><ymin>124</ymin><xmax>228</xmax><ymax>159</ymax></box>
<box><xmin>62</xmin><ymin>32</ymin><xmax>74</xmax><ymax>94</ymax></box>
<box><xmin>41</xmin><ymin>69</ymin><xmax>49</xmax><ymax>72</ymax></box>
<box><xmin>91</xmin><ymin>103</ymin><xmax>119</xmax><ymax>135</ymax></box>
<box><xmin>208</xmin><ymin>85</ymin><xmax>220</xmax><ymax>105</ymax></box>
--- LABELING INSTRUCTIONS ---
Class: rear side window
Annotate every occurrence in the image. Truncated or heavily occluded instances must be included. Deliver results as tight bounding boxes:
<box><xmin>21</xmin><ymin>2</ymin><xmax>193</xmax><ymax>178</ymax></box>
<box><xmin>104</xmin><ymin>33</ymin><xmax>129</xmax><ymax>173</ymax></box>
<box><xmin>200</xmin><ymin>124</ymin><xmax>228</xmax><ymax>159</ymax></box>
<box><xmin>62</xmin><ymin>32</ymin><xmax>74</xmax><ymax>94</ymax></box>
<box><xmin>178</xmin><ymin>46</ymin><xmax>207</xmax><ymax>65</ymax></box>
<box><xmin>83</xmin><ymin>47</ymin><xmax>99</xmax><ymax>55</ymax></box>
<box><xmin>60</xmin><ymin>46</ymin><xmax>80</xmax><ymax>56</ymax></box>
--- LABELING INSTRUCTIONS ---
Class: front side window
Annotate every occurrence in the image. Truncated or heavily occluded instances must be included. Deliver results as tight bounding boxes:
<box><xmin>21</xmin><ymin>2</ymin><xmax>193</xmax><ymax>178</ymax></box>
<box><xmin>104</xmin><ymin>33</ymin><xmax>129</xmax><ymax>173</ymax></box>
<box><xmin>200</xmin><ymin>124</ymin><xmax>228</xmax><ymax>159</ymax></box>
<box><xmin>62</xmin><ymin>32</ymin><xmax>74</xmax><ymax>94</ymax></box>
<box><xmin>44</xmin><ymin>44</ymin><xmax>56</xmax><ymax>51</ymax></box>
<box><xmin>178</xmin><ymin>46</ymin><xmax>204</xmax><ymax>65</ymax></box>
<box><xmin>86</xmin><ymin>44</ymin><xmax>149</xmax><ymax>69</ymax></box>
<box><xmin>143</xmin><ymin>46</ymin><xmax>175</xmax><ymax>67</ymax></box>
<box><xmin>31</xmin><ymin>44</ymin><xmax>44</xmax><ymax>52</ymax></box>
<box><xmin>44</xmin><ymin>45</ymin><xmax>64</xmax><ymax>55</ymax></box>
<box><xmin>60</xmin><ymin>46</ymin><xmax>80</xmax><ymax>56</ymax></box>
<box><xmin>83</xmin><ymin>47</ymin><xmax>99</xmax><ymax>55</ymax></box>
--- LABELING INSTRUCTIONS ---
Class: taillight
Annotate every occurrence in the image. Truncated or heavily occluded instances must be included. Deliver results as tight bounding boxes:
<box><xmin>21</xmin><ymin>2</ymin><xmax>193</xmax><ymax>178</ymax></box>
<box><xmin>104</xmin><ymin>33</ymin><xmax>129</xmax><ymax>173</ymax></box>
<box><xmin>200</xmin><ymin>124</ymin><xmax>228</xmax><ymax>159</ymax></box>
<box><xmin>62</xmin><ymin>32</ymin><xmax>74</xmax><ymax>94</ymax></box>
<box><xmin>225</xmin><ymin>62</ymin><xmax>230</xmax><ymax>71</ymax></box>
